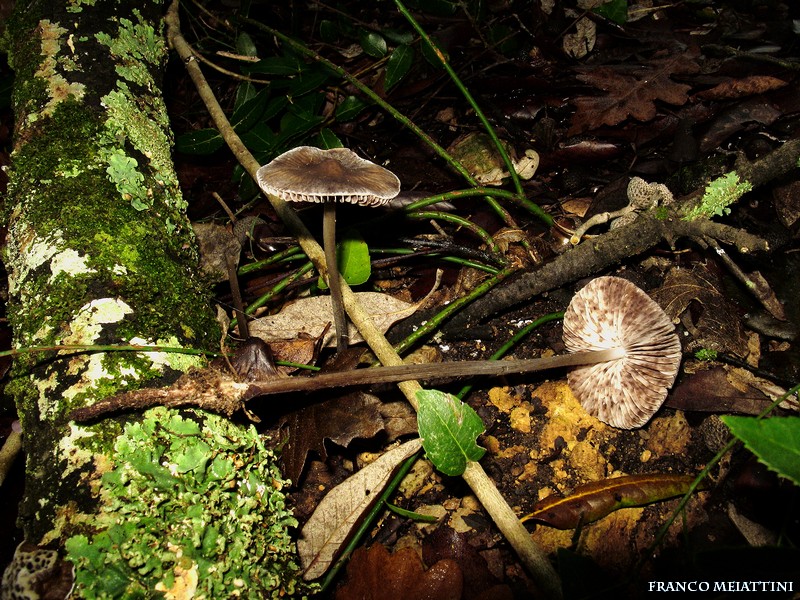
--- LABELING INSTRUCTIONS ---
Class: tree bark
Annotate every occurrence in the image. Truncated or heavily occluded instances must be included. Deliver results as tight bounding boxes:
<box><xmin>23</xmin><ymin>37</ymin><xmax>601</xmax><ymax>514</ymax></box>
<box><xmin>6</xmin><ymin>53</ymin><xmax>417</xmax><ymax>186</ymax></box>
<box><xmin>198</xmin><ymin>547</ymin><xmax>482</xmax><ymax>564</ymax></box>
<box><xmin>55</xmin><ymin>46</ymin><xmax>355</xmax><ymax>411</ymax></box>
<box><xmin>2</xmin><ymin>2</ymin><xmax>304</xmax><ymax>597</ymax></box>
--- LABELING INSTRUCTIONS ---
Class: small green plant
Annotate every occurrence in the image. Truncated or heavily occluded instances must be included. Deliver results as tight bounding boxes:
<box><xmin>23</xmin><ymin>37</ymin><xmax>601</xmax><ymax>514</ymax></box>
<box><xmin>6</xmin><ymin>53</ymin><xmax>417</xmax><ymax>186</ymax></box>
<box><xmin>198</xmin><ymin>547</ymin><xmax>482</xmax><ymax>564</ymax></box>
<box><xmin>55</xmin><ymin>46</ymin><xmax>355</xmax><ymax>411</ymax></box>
<box><xmin>694</xmin><ymin>348</ymin><xmax>718</xmax><ymax>361</ymax></box>
<box><xmin>683</xmin><ymin>172</ymin><xmax>753</xmax><ymax>221</ymax></box>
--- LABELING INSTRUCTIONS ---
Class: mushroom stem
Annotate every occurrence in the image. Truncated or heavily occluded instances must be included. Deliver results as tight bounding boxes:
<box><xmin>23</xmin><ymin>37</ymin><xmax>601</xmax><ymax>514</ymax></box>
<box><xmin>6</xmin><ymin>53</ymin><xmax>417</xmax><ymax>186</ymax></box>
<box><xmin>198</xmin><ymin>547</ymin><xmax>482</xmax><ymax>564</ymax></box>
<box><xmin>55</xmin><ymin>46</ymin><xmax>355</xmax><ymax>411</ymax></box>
<box><xmin>323</xmin><ymin>202</ymin><xmax>348</xmax><ymax>352</ymax></box>
<box><xmin>250</xmin><ymin>346</ymin><xmax>626</xmax><ymax>396</ymax></box>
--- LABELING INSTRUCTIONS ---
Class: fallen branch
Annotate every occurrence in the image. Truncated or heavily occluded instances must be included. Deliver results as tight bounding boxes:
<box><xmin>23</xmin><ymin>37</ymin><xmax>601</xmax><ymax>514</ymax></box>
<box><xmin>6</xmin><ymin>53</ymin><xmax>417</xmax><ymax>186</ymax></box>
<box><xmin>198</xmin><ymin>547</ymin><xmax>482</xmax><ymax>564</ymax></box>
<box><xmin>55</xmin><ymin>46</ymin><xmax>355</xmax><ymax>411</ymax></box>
<box><xmin>442</xmin><ymin>139</ymin><xmax>799</xmax><ymax>337</ymax></box>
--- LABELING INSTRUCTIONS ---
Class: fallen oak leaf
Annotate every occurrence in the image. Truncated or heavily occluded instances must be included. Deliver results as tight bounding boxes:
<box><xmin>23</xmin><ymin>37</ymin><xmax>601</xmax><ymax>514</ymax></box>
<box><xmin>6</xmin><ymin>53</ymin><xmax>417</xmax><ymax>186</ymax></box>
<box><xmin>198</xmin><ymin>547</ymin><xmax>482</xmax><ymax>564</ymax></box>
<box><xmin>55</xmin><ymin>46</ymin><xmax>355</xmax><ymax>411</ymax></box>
<box><xmin>568</xmin><ymin>53</ymin><xmax>700</xmax><ymax>134</ymax></box>
<box><xmin>335</xmin><ymin>543</ymin><xmax>462</xmax><ymax>600</ymax></box>
<box><xmin>298</xmin><ymin>439</ymin><xmax>422</xmax><ymax>580</ymax></box>
<box><xmin>522</xmin><ymin>473</ymin><xmax>706</xmax><ymax>530</ymax></box>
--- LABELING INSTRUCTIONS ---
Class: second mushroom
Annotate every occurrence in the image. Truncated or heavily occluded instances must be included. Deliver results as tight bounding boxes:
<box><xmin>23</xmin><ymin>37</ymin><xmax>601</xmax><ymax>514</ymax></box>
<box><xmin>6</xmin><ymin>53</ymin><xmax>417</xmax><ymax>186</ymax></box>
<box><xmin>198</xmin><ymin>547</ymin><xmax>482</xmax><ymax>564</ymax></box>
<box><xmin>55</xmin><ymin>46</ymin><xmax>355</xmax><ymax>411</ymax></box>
<box><xmin>257</xmin><ymin>146</ymin><xmax>401</xmax><ymax>352</ymax></box>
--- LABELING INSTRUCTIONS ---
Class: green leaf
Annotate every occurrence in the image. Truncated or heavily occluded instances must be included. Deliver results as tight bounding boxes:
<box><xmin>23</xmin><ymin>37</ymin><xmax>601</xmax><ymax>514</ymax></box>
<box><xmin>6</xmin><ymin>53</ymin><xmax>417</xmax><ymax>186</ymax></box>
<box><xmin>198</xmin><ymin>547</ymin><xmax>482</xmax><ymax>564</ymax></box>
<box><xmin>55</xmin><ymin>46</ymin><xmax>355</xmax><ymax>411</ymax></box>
<box><xmin>234</xmin><ymin>81</ymin><xmax>257</xmax><ymax>110</ymax></box>
<box><xmin>335</xmin><ymin>95</ymin><xmax>368</xmax><ymax>122</ymax></box>
<box><xmin>288</xmin><ymin>67</ymin><xmax>331</xmax><ymax>97</ymax></box>
<box><xmin>240</xmin><ymin>122</ymin><xmax>276</xmax><ymax>153</ymax></box>
<box><xmin>416</xmin><ymin>389</ymin><xmax>486</xmax><ymax>476</ymax></box>
<box><xmin>420</xmin><ymin>36</ymin><xmax>449</xmax><ymax>69</ymax></box>
<box><xmin>720</xmin><ymin>416</ymin><xmax>800</xmax><ymax>486</ymax></box>
<box><xmin>359</xmin><ymin>30</ymin><xmax>388</xmax><ymax>58</ymax></box>
<box><xmin>314</xmin><ymin>128</ymin><xmax>343</xmax><ymax>149</ymax></box>
<box><xmin>385</xmin><ymin>44</ymin><xmax>414</xmax><ymax>90</ymax></box>
<box><xmin>175</xmin><ymin>128</ymin><xmax>224</xmax><ymax>155</ymax></box>
<box><xmin>593</xmin><ymin>0</ymin><xmax>628</xmax><ymax>24</ymax></box>
<box><xmin>235</xmin><ymin>31</ymin><xmax>259</xmax><ymax>57</ymax></box>
<box><xmin>319</xmin><ymin>19</ymin><xmax>339</xmax><ymax>44</ymax></box>
<box><xmin>318</xmin><ymin>230</ymin><xmax>371</xmax><ymax>288</ymax></box>
<box><xmin>385</xmin><ymin>502</ymin><xmax>440</xmax><ymax>522</ymax></box>
<box><xmin>245</xmin><ymin>55</ymin><xmax>303</xmax><ymax>75</ymax></box>
<box><xmin>383</xmin><ymin>28</ymin><xmax>415</xmax><ymax>45</ymax></box>
<box><xmin>231</xmin><ymin>87</ymin><xmax>269</xmax><ymax>133</ymax></box>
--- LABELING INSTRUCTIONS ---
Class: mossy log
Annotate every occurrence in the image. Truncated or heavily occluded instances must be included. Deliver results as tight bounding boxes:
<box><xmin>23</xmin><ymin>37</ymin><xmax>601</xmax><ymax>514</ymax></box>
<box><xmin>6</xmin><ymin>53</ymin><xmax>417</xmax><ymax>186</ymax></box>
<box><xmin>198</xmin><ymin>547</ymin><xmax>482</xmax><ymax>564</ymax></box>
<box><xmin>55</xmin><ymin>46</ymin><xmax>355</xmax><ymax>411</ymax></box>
<box><xmin>2</xmin><ymin>2</ymin><xmax>305</xmax><ymax>597</ymax></box>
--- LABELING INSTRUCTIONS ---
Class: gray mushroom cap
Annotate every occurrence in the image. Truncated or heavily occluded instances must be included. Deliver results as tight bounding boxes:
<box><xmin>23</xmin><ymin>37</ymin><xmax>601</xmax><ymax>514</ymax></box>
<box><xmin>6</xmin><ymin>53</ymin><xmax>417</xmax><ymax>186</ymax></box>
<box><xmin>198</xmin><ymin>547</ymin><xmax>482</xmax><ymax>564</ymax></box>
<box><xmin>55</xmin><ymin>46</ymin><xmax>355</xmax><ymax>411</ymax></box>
<box><xmin>256</xmin><ymin>146</ymin><xmax>401</xmax><ymax>207</ymax></box>
<box><xmin>563</xmin><ymin>276</ymin><xmax>682</xmax><ymax>429</ymax></box>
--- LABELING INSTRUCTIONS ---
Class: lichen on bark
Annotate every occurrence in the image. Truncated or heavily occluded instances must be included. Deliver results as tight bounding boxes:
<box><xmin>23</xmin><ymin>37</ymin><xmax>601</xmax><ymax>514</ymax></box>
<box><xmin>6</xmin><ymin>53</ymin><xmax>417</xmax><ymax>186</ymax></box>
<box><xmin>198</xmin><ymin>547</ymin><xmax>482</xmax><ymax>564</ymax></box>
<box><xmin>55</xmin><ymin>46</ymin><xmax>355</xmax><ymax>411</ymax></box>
<box><xmin>2</xmin><ymin>2</ymin><xmax>305</xmax><ymax>596</ymax></box>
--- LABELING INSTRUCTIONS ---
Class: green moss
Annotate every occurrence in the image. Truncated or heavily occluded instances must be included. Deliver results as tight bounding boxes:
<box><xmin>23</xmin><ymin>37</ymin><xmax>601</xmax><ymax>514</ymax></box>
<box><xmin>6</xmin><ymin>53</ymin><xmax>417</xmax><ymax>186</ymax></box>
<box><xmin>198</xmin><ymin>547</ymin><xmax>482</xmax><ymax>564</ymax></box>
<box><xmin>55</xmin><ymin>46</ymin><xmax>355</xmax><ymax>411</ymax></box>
<box><xmin>66</xmin><ymin>407</ymin><xmax>313</xmax><ymax>599</ymax></box>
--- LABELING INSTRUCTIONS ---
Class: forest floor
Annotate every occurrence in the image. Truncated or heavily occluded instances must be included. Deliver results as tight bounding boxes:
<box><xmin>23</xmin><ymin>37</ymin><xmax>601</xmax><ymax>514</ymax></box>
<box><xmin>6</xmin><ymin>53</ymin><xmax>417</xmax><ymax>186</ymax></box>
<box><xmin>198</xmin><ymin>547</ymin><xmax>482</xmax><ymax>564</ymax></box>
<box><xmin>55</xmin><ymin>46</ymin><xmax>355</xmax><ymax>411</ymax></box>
<box><xmin>2</xmin><ymin>1</ymin><xmax>800</xmax><ymax>598</ymax></box>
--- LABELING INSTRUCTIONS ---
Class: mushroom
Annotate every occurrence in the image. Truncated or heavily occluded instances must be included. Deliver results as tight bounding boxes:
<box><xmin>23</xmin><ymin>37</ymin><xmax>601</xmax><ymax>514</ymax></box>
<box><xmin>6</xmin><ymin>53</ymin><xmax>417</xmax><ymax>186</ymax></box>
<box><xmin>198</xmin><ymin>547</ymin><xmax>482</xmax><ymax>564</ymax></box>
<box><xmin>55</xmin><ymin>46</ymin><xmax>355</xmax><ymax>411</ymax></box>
<box><xmin>246</xmin><ymin>276</ymin><xmax>681</xmax><ymax>428</ymax></box>
<box><xmin>256</xmin><ymin>146</ymin><xmax>401</xmax><ymax>352</ymax></box>
<box><xmin>563</xmin><ymin>276</ymin><xmax>682</xmax><ymax>428</ymax></box>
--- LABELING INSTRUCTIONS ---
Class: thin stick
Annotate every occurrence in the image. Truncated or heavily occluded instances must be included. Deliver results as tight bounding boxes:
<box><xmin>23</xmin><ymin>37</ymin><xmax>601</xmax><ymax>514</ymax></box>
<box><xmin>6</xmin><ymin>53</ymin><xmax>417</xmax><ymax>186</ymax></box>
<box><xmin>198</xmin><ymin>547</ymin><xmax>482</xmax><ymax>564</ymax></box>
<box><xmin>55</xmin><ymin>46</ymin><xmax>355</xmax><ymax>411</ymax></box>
<box><xmin>251</xmin><ymin>348</ymin><xmax>624</xmax><ymax>396</ymax></box>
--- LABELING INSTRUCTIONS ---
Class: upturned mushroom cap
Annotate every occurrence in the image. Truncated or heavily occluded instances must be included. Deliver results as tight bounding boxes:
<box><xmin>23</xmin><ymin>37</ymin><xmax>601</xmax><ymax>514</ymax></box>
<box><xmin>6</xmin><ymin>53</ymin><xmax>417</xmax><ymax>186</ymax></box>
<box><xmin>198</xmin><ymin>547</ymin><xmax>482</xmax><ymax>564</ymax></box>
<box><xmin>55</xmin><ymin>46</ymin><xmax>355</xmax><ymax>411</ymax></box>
<box><xmin>563</xmin><ymin>276</ymin><xmax>682</xmax><ymax>429</ymax></box>
<box><xmin>256</xmin><ymin>146</ymin><xmax>401</xmax><ymax>207</ymax></box>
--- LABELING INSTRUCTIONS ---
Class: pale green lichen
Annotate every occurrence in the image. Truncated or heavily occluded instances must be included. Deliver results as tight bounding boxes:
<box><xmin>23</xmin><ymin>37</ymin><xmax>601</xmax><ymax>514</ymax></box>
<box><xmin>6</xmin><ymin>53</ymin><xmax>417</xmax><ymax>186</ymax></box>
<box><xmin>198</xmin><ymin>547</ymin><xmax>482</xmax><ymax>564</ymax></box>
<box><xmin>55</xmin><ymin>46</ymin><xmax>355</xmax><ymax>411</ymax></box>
<box><xmin>683</xmin><ymin>171</ymin><xmax>753</xmax><ymax>221</ymax></box>
<box><xmin>101</xmin><ymin>148</ymin><xmax>149</xmax><ymax>211</ymax></box>
<box><xmin>56</xmin><ymin>422</ymin><xmax>98</xmax><ymax>482</ymax></box>
<box><xmin>34</xmin><ymin>298</ymin><xmax>135</xmax><ymax>418</ymax></box>
<box><xmin>61</xmin><ymin>298</ymin><xmax>134</xmax><ymax>346</ymax></box>
<box><xmin>95</xmin><ymin>10</ymin><xmax>167</xmax><ymax>88</ymax></box>
<box><xmin>127</xmin><ymin>336</ymin><xmax>206</xmax><ymax>373</ymax></box>
<box><xmin>96</xmin><ymin>10</ymin><xmax>183</xmax><ymax>214</ymax></box>
<box><xmin>49</xmin><ymin>248</ymin><xmax>96</xmax><ymax>281</ymax></box>
<box><xmin>34</xmin><ymin>20</ymin><xmax>86</xmax><ymax>117</ymax></box>
<box><xmin>101</xmin><ymin>84</ymin><xmax>180</xmax><ymax>209</ymax></box>
<box><xmin>5</xmin><ymin>227</ymin><xmax>66</xmax><ymax>297</ymax></box>
<box><xmin>65</xmin><ymin>407</ymin><xmax>311</xmax><ymax>599</ymax></box>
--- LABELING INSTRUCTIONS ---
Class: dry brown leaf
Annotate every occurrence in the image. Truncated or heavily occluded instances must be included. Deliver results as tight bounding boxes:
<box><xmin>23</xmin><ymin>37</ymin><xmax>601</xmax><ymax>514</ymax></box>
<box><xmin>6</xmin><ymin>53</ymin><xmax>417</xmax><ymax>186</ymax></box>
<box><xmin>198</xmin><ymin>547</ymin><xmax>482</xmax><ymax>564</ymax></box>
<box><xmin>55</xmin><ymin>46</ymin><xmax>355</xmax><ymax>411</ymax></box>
<box><xmin>654</xmin><ymin>265</ymin><xmax>748</xmax><ymax>357</ymax></box>
<box><xmin>298</xmin><ymin>439</ymin><xmax>423</xmax><ymax>580</ymax></box>
<box><xmin>524</xmin><ymin>473</ymin><xmax>704</xmax><ymax>529</ymax></box>
<box><xmin>281</xmin><ymin>391</ymin><xmax>387</xmax><ymax>484</ymax></box>
<box><xmin>422</xmin><ymin>526</ymin><xmax>513</xmax><ymax>600</ymax></box>
<box><xmin>696</xmin><ymin>75</ymin><xmax>787</xmax><ymax>100</ymax></box>
<box><xmin>569</xmin><ymin>53</ymin><xmax>700</xmax><ymax>134</ymax></box>
<box><xmin>335</xmin><ymin>543</ymin><xmax>463</xmax><ymax>600</ymax></box>
<box><xmin>251</xmin><ymin>292</ymin><xmax>418</xmax><ymax>347</ymax></box>
<box><xmin>667</xmin><ymin>366</ymin><xmax>774</xmax><ymax>415</ymax></box>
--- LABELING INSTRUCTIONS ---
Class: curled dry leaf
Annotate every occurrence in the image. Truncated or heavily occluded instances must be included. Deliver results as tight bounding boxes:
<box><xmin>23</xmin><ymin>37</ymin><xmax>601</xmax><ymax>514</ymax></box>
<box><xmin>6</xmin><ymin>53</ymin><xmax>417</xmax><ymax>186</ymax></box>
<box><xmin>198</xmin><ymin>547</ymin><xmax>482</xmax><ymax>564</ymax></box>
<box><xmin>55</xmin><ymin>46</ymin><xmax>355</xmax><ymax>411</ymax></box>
<box><xmin>250</xmin><ymin>292</ymin><xmax>420</xmax><ymax>348</ymax></box>
<box><xmin>523</xmin><ymin>473</ymin><xmax>705</xmax><ymax>530</ymax></box>
<box><xmin>335</xmin><ymin>543</ymin><xmax>463</xmax><ymax>600</ymax></box>
<box><xmin>298</xmin><ymin>439</ymin><xmax>422</xmax><ymax>580</ymax></box>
